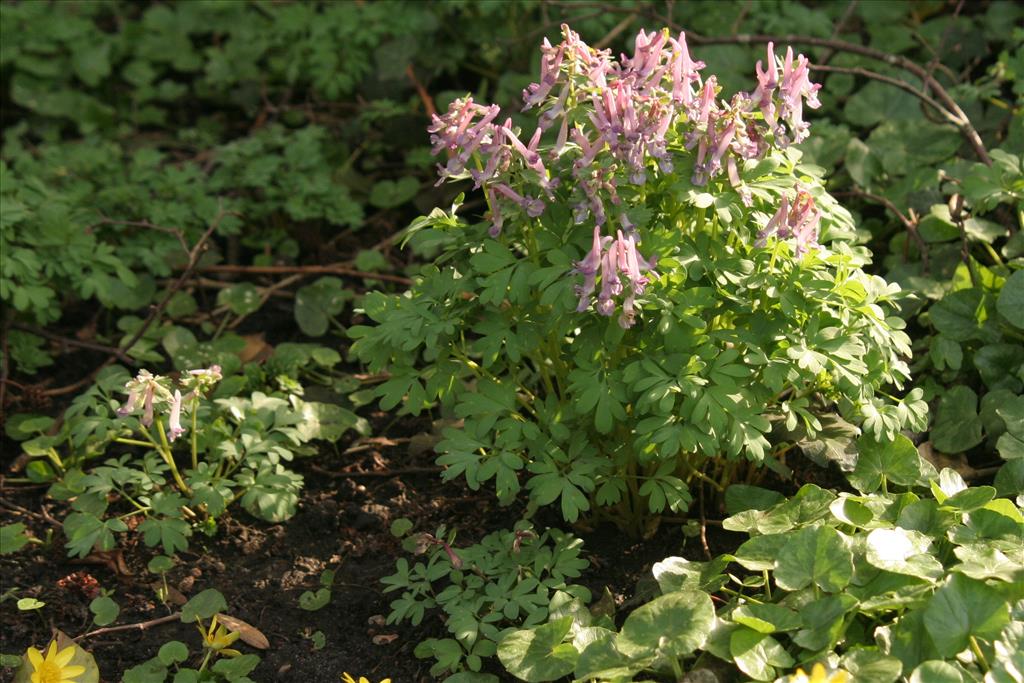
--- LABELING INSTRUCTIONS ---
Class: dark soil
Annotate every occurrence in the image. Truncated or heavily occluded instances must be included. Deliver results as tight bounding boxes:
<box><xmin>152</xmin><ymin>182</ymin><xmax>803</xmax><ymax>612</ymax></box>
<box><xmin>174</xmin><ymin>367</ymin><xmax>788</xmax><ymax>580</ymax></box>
<box><xmin>0</xmin><ymin>403</ymin><xmax>756</xmax><ymax>683</ymax></box>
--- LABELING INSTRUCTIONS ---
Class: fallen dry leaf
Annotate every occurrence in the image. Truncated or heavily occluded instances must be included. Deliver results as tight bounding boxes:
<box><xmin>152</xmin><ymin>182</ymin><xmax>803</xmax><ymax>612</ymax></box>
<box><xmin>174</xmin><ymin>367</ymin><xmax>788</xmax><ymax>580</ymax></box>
<box><xmin>238</xmin><ymin>333</ymin><xmax>274</xmax><ymax>364</ymax></box>
<box><xmin>217</xmin><ymin>613</ymin><xmax>270</xmax><ymax>649</ymax></box>
<box><xmin>372</xmin><ymin>634</ymin><xmax>398</xmax><ymax>645</ymax></box>
<box><xmin>151</xmin><ymin>581</ymin><xmax>188</xmax><ymax>606</ymax></box>
<box><xmin>76</xmin><ymin>549</ymin><xmax>132</xmax><ymax>576</ymax></box>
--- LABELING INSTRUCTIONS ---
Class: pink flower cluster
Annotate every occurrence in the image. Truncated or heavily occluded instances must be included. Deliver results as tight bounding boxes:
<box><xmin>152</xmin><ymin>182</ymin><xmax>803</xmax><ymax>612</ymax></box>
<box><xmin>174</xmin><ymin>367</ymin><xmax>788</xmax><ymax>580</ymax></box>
<box><xmin>427</xmin><ymin>97</ymin><xmax>553</xmax><ymax>237</ymax></box>
<box><xmin>756</xmin><ymin>188</ymin><xmax>822</xmax><ymax>256</ymax></box>
<box><xmin>573</xmin><ymin>225</ymin><xmax>657</xmax><ymax>328</ymax></box>
<box><xmin>426</xmin><ymin>24</ymin><xmax>825</xmax><ymax>325</ymax></box>
<box><xmin>685</xmin><ymin>43</ymin><xmax>821</xmax><ymax>202</ymax></box>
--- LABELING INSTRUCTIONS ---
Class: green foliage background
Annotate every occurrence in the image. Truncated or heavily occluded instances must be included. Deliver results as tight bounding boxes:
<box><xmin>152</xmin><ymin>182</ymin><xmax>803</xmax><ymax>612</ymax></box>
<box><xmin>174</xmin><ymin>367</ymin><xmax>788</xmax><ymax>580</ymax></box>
<box><xmin>1</xmin><ymin>1</ymin><xmax>1022</xmax><ymax>681</ymax></box>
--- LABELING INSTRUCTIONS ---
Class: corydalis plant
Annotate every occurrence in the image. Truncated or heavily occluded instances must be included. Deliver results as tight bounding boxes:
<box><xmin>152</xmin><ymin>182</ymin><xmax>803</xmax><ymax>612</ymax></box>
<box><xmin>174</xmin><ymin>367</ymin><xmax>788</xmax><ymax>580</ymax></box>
<box><xmin>353</xmin><ymin>25</ymin><xmax>925</xmax><ymax>534</ymax></box>
<box><xmin>429</xmin><ymin>26</ymin><xmax>824</xmax><ymax>325</ymax></box>
<box><xmin>117</xmin><ymin>366</ymin><xmax>222</xmax><ymax>493</ymax></box>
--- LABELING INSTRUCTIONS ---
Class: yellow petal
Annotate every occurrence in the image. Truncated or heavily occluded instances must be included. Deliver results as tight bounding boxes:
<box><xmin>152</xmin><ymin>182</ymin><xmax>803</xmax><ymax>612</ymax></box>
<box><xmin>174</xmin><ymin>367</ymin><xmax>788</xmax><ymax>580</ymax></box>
<box><xmin>26</xmin><ymin>647</ymin><xmax>43</xmax><ymax>668</ymax></box>
<box><xmin>341</xmin><ymin>675</ymin><xmax>356</xmax><ymax>683</ymax></box>
<box><xmin>359</xmin><ymin>678</ymin><xmax>370</xmax><ymax>683</ymax></box>
<box><xmin>832</xmin><ymin>672</ymin><xmax>849</xmax><ymax>683</ymax></box>
<box><xmin>54</xmin><ymin>644</ymin><xmax>77</xmax><ymax>667</ymax></box>
<box><xmin>46</xmin><ymin>640</ymin><xmax>59</xmax><ymax>660</ymax></box>
<box><xmin>810</xmin><ymin>663</ymin><xmax>827</xmax><ymax>683</ymax></box>
<box><xmin>60</xmin><ymin>664</ymin><xmax>87</xmax><ymax>680</ymax></box>
<box><xmin>222</xmin><ymin>648</ymin><xmax>242</xmax><ymax>658</ymax></box>
<box><xmin>381</xmin><ymin>679</ymin><xmax>392</xmax><ymax>683</ymax></box>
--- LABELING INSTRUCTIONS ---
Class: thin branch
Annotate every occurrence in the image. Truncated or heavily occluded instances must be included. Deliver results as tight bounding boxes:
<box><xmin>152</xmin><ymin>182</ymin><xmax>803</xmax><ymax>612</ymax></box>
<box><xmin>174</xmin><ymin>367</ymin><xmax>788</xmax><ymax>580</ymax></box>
<box><xmin>681</xmin><ymin>30</ymin><xmax>991</xmax><ymax>164</ymax></box>
<box><xmin>74</xmin><ymin>613</ymin><xmax>181</xmax><ymax>642</ymax></box>
<box><xmin>90</xmin><ymin>216</ymin><xmax>190</xmax><ymax>255</ymax></box>
<box><xmin>43</xmin><ymin>203</ymin><xmax>228</xmax><ymax>398</ymax></box>
<box><xmin>594</xmin><ymin>11</ymin><xmax>639</xmax><ymax>50</ymax></box>
<box><xmin>815</xmin><ymin>0</ymin><xmax>859</xmax><ymax>68</ymax></box>
<box><xmin>809</xmin><ymin>64</ymin><xmax>951</xmax><ymax>123</ymax></box>
<box><xmin>837</xmin><ymin>188</ymin><xmax>930</xmax><ymax>273</ymax></box>
<box><xmin>405</xmin><ymin>64</ymin><xmax>436</xmax><ymax>119</ymax></box>
<box><xmin>191</xmin><ymin>264</ymin><xmax>413</xmax><ymax>286</ymax></box>
<box><xmin>120</xmin><ymin>206</ymin><xmax>225</xmax><ymax>354</ymax></box>
<box><xmin>11</xmin><ymin>323</ymin><xmax>134</xmax><ymax>365</ymax></box>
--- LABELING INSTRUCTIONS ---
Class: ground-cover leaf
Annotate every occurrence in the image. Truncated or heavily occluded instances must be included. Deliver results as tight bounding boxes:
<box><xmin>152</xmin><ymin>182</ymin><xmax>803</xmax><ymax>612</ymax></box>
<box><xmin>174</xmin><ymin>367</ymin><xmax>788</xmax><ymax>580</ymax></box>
<box><xmin>616</xmin><ymin>590</ymin><xmax>714</xmax><ymax>659</ymax></box>
<box><xmin>849</xmin><ymin>435</ymin><xmax>922</xmax><ymax>493</ymax></box>
<box><xmin>931</xmin><ymin>386</ymin><xmax>985</xmax><ymax>453</ymax></box>
<box><xmin>89</xmin><ymin>595</ymin><xmax>119</xmax><ymax>626</ymax></box>
<box><xmin>952</xmin><ymin>544</ymin><xmax>1024</xmax><ymax>583</ymax></box>
<box><xmin>841</xmin><ymin>647</ymin><xmax>902</xmax><ymax>683</ymax></box>
<box><xmin>0</xmin><ymin>523</ymin><xmax>31</xmax><ymax>554</ymax></box>
<box><xmin>497</xmin><ymin>616</ymin><xmax>578</xmax><ymax>682</ymax></box>
<box><xmin>180</xmin><ymin>589</ymin><xmax>227</xmax><ymax>622</ymax></box>
<box><xmin>731</xmin><ymin>604</ymin><xmax>802</xmax><ymax>634</ymax></box>
<box><xmin>909</xmin><ymin>660</ymin><xmax>966</xmax><ymax>683</ymax></box>
<box><xmin>724</xmin><ymin>485</ymin><xmax>784</xmax><ymax>514</ymax></box>
<box><xmin>997</xmin><ymin>269</ymin><xmax>1024</xmax><ymax>329</ymax></box>
<box><xmin>774</xmin><ymin>525</ymin><xmax>853</xmax><ymax>593</ymax></box>
<box><xmin>864</xmin><ymin>528</ymin><xmax>944</xmax><ymax>580</ymax></box>
<box><xmin>923</xmin><ymin>574</ymin><xmax>1010</xmax><ymax>657</ymax></box>
<box><xmin>929</xmin><ymin>288</ymin><xmax>987</xmax><ymax>342</ymax></box>
<box><xmin>728</xmin><ymin>627</ymin><xmax>794</xmax><ymax>681</ymax></box>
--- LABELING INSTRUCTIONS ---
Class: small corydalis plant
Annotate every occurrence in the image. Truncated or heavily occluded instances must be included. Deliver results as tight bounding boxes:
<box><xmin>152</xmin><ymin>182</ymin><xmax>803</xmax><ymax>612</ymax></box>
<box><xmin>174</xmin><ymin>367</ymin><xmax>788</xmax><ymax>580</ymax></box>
<box><xmin>351</xmin><ymin>25</ymin><xmax>926</xmax><ymax>533</ymax></box>
<box><xmin>117</xmin><ymin>365</ymin><xmax>223</xmax><ymax>492</ymax></box>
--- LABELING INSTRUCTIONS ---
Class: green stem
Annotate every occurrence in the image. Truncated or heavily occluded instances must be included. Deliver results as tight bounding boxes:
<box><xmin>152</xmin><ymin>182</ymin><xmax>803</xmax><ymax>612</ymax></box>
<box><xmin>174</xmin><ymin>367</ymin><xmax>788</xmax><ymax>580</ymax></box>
<box><xmin>969</xmin><ymin>636</ymin><xmax>990</xmax><ymax>672</ymax></box>
<box><xmin>688</xmin><ymin>464</ymin><xmax>725</xmax><ymax>493</ymax></box>
<box><xmin>115</xmin><ymin>438</ymin><xmax>154</xmax><ymax>448</ymax></box>
<box><xmin>46</xmin><ymin>448</ymin><xmax>66</xmax><ymax>474</ymax></box>
<box><xmin>190</xmin><ymin>399</ymin><xmax>199</xmax><ymax>472</ymax></box>
<box><xmin>198</xmin><ymin>648</ymin><xmax>213</xmax><ymax>673</ymax></box>
<box><xmin>155</xmin><ymin>420</ymin><xmax>192</xmax><ymax>496</ymax></box>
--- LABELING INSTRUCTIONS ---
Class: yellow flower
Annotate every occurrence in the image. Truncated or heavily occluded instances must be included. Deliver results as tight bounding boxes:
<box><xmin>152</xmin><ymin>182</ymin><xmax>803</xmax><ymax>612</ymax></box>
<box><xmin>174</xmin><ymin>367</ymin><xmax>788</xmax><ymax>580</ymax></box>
<box><xmin>341</xmin><ymin>674</ymin><xmax>391</xmax><ymax>683</ymax></box>
<box><xmin>788</xmin><ymin>663</ymin><xmax>849</xmax><ymax>683</ymax></box>
<box><xmin>197</xmin><ymin>619</ymin><xmax>241</xmax><ymax>657</ymax></box>
<box><xmin>25</xmin><ymin>641</ymin><xmax>86</xmax><ymax>683</ymax></box>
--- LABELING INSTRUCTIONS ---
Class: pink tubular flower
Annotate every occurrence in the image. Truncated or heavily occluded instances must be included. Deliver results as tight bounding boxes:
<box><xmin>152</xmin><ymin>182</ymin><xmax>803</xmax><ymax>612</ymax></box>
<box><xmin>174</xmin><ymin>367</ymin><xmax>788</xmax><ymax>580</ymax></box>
<box><xmin>522</xmin><ymin>38</ymin><xmax>566</xmax><ymax>110</ymax></box>
<box><xmin>573</xmin><ymin>225</ymin><xmax>610</xmax><ymax>311</ymax></box>
<box><xmin>486</xmin><ymin>185</ymin><xmax>504</xmax><ymax>237</ymax></box>
<box><xmin>168</xmin><ymin>390</ymin><xmax>186</xmax><ymax>442</ymax></box>
<box><xmin>119</xmin><ymin>370</ymin><xmax>171</xmax><ymax>427</ymax></box>
<box><xmin>669</xmin><ymin>31</ymin><xmax>704</xmax><ymax>106</ymax></box>
<box><xmin>756</xmin><ymin>189</ymin><xmax>821</xmax><ymax>255</ymax></box>
<box><xmin>493</xmin><ymin>183</ymin><xmax>545</xmax><ymax>218</ymax></box>
<box><xmin>574</xmin><ymin>228</ymin><xmax>656</xmax><ymax>327</ymax></box>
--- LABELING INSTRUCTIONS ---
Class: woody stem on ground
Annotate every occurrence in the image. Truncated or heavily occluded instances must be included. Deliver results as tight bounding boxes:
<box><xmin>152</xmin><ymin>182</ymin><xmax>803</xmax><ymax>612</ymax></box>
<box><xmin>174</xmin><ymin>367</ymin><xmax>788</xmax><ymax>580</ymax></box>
<box><xmin>74</xmin><ymin>613</ymin><xmax>181</xmax><ymax>642</ymax></box>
